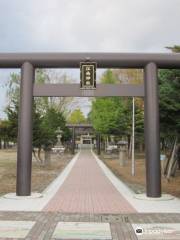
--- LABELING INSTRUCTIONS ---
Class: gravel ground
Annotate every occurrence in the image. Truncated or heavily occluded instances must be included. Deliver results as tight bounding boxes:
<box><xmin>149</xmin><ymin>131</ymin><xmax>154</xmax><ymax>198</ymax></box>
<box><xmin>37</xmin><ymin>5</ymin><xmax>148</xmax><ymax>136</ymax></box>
<box><xmin>0</xmin><ymin>149</ymin><xmax>73</xmax><ymax>195</ymax></box>
<box><xmin>100</xmin><ymin>152</ymin><xmax>180</xmax><ymax>198</ymax></box>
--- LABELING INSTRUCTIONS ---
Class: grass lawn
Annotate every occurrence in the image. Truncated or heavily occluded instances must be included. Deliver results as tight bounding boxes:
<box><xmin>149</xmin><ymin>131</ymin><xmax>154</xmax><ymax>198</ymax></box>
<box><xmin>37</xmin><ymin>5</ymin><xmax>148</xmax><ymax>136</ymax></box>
<box><xmin>0</xmin><ymin>149</ymin><xmax>73</xmax><ymax>195</ymax></box>
<box><xmin>101</xmin><ymin>152</ymin><xmax>180</xmax><ymax>198</ymax></box>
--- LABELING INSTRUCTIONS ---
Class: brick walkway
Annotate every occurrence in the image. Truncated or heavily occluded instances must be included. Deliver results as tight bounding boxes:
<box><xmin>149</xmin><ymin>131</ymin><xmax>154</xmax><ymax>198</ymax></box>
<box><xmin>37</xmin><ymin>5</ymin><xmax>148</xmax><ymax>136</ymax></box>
<box><xmin>43</xmin><ymin>150</ymin><xmax>136</xmax><ymax>213</ymax></box>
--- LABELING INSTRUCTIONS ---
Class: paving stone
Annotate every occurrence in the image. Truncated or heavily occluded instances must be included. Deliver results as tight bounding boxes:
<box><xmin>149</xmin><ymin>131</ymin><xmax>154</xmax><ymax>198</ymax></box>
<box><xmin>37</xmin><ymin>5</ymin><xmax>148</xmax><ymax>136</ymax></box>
<box><xmin>52</xmin><ymin>222</ymin><xmax>112</xmax><ymax>239</ymax></box>
<box><xmin>0</xmin><ymin>220</ymin><xmax>35</xmax><ymax>239</ymax></box>
<box><xmin>0</xmin><ymin>212</ymin><xmax>179</xmax><ymax>239</ymax></box>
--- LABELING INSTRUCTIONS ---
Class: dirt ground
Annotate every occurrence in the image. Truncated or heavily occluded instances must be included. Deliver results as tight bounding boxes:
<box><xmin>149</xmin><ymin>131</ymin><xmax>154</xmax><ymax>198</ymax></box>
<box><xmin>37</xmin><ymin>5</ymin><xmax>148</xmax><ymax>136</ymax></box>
<box><xmin>101</xmin><ymin>152</ymin><xmax>180</xmax><ymax>198</ymax></box>
<box><xmin>0</xmin><ymin>149</ymin><xmax>73</xmax><ymax>195</ymax></box>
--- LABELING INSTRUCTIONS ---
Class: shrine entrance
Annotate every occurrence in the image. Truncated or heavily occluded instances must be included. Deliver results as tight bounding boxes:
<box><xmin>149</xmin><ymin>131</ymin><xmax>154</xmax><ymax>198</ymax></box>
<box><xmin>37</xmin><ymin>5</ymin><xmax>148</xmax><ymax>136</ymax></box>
<box><xmin>1</xmin><ymin>52</ymin><xmax>179</xmax><ymax>198</ymax></box>
<box><xmin>66</xmin><ymin>124</ymin><xmax>95</xmax><ymax>152</ymax></box>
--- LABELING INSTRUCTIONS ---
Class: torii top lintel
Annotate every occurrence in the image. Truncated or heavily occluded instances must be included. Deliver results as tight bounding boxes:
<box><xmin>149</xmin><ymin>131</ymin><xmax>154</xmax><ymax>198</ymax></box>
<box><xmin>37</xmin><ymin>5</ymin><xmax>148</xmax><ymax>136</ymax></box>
<box><xmin>0</xmin><ymin>52</ymin><xmax>180</xmax><ymax>68</ymax></box>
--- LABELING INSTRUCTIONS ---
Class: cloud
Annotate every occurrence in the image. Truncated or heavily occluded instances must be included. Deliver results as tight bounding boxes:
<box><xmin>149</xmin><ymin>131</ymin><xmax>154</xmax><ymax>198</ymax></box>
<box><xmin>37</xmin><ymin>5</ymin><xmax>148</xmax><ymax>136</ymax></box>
<box><xmin>0</xmin><ymin>0</ymin><xmax>180</xmax><ymax>117</ymax></box>
<box><xmin>0</xmin><ymin>0</ymin><xmax>179</xmax><ymax>52</ymax></box>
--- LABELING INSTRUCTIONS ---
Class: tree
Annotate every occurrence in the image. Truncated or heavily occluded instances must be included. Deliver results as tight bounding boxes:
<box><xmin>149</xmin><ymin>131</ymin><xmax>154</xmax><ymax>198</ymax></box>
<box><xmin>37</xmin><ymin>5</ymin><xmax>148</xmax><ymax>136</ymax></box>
<box><xmin>37</xmin><ymin>107</ymin><xmax>70</xmax><ymax>165</ymax></box>
<box><xmin>6</xmin><ymin>69</ymin><xmax>75</xmax><ymax>118</ymax></box>
<box><xmin>6</xmin><ymin>73</ymin><xmax>20</xmax><ymax>107</ymax></box>
<box><xmin>5</xmin><ymin>101</ymin><xmax>19</xmax><ymax>142</ymax></box>
<box><xmin>166</xmin><ymin>45</ymin><xmax>180</xmax><ymax>53</ymax></box>
<box><xmin>134</xmin><ymin>99</ymin><xmax>144</xmax><ymax>151</ymax></box>
<box><xmin>159</xmin><ymin>69</ymin><xmax>180</xmax><ymax>139</ymax></box>
<box><xmin>4</xmin><ymin>69</ymin><xmax>73</xmax><ymax>165</ymax></box>
<box><xmin>68</xmin><ymin>108</ymin><xmax>86</xmax><ymax>124</ymax></box>
<box><xmin>35</xmin><ymin>69</ymin><xmax>75</xmax><ymax>117</ymax></box>
<box><xmin>0</xmin><ymin>119</ymin><xmax>11</xmax><ymax>148</ymax></box>
<box><xmin>91</xmin><ymin>97</ymin><xmax>131</xmax><ymax>135</ymax></box>
<box><xmin>90</xmin><ymin>70</ymin><xmax>132</xmax><ymax>137</ymax></box>
<box><xmin>158</xmin><ymin>45</ymin><xmax>180</xmax><ymax>151</ymax></box>
<box><xmin>90</xmin><ymin>69</ymin><xmax>145</xmax><ymax>153</ymax></box>
<box><xmin>112</xmin><ymin>69</ymin><xmax>143</xmax><ymax>84</ymax></box>
<box><xmin>101</xmin><ymin>69</ymin><xmax>118</xmax><ymax>84</ymax></box>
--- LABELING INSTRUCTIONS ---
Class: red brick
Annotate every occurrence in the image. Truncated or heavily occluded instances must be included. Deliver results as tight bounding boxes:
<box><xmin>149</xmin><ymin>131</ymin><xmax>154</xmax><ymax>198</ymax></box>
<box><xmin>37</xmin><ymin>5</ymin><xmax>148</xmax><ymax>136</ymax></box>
<box><xmin>43</xmin><ymin>150</ymin><xmax>136</xmax><ymax>214</ymax></box>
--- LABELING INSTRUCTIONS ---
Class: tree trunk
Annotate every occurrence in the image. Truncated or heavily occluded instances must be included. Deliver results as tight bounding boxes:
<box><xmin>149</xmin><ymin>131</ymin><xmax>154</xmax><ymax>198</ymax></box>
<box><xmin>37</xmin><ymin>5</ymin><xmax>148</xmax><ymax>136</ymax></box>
<box><xmin>166</xmin><ymin>138</ymin><xmax>177</xmax><ymax>180</ymax></box>
<box><xmin>106</xmin><ymin>136</ymin><xmax>109</xmax><ymax>147</ymax></box>
<box><xmin>127</xmin><ymin>135</ymin><xmax>131</xmax><ymax>151</ymax></box>
<box><xmin>44</xmin><ymin>149</ymin><xmax>51</xmax><ymax>166</ymax></box>
<box><xmin>161</xmin><ymin>138</ymin><xmax>165</xmax><ymax>151</ymax></box>
<box><xmin>37</xmin><ymin>148</ymin><xmax>43</xmax><ymax>164</ymax></box>
<box><xmin>3</xmin><ymin>141</ymin><xmax>7</xmax><ymax>149</ymax></box>
<box><xmin>164</xmin><ymin>138</ymin><xmax>177</xmax><ymax>175</ymax></box>
<box><xmin>32</xmin><ymin>149</ymin><xmax>41</xmax><ymax>164</ymax></box>
<box><xmin>139</xmin><ymin>143</ymin><xmax>143</xmax><ymax>152</ymax></box>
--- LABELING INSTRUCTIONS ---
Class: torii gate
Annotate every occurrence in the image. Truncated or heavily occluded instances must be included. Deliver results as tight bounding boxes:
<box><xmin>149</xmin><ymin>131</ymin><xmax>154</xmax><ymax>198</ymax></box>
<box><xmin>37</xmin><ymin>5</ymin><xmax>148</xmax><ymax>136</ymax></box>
<box><xmin>1</xmin><ymin>52</ymin><xmax>180</xmax><ymax>198</ymax></box>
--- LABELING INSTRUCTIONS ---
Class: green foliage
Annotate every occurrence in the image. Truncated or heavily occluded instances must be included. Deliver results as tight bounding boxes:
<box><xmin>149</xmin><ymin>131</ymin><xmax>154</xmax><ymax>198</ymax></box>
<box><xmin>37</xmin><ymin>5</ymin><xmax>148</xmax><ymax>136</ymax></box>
<box><xmin>90</xmin><ymin>70</ymin><xmax>132</xmax><ymax>136</ymax></box>
<box><xmin>90</xmin><ymin>69</ymin><xmax>145</xmax><ymax>144</ymax></box>
<box><xmin>159</xmin><ymin>69</ymin><xmax>180</xmax><ymax>137</ymax></box>
<box><xmin>0</xmin><ymin>120</ymin><xmax>11</xmax><ymax>142</ymax></box>
<box><xmin>158</xmin><ymin>45</ymin><xmax>180</xmax><ymax>139</ymax></box>
<box><xmin>166</xmin><ymin>45</ymin><xmax>180</xmax><ymax>53</ymax></box>
<box><xmin>4</xmin><ymin>69</ymin><xmax>71</xmax><ymax>149</ymax></box>
<box><xmin>135</xmin><ymin>107</ymin><xmax>144</xmax><ymax>134</ymax></box>
<box><xmin>91</xmin><ymin>97</ymin><xmax>131</xmax><ymax>135</ymax></box>
<box><xmin>5</xmin><ymin>102</ymin><xmax>19</xmax><ymax>141</ymax></box>
<box><xmin>68</xmin><ymin>108</ymin><xmax>86</xmax><ymax>124</ymax></box>
<box><xmin>38</xmin><ymin>107</ymin><xmax>70</xmax><ymax>150</ymax></box>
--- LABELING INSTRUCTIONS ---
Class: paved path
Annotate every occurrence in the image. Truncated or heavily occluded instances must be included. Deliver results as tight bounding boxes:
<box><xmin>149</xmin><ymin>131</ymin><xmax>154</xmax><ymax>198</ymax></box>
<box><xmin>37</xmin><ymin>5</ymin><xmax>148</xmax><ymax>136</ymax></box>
<box><xmin>44</xmin><ymin>150</ymin><xmax>136</xmax><ymax>213</ymax></box>
<box><xmin>1</xmin><ymin>212</ymin><xmax>180</xmax><ymax>240</ymax></box>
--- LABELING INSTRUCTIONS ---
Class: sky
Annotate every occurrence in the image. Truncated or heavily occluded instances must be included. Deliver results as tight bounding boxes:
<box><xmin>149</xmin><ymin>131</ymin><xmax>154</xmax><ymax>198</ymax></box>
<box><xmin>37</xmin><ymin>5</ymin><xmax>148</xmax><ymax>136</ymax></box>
<box><xmin>0</xmin><ymin>0</ymin><xmax>180</xmax><ymax>118</ymax></box>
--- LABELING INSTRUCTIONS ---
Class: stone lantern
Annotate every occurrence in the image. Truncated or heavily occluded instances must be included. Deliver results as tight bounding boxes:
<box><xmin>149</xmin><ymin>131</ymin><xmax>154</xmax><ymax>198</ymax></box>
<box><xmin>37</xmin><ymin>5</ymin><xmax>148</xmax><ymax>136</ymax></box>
<box><xmin>56</xmin><ymin>127</ymin><xmax>63</xmax><ymax>146</ymax></box>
